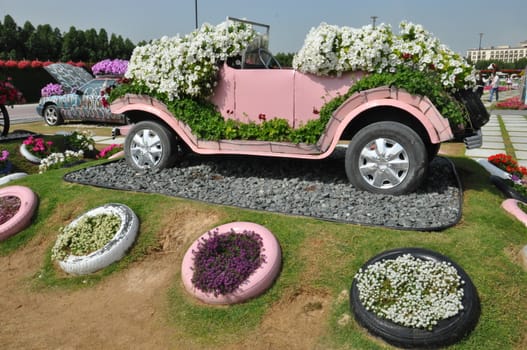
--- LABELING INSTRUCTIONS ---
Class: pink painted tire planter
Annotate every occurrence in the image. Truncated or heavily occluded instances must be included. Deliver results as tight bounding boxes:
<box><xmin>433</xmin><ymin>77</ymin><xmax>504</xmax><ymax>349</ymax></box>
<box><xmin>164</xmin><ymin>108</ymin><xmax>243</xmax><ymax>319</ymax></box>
<box><xmin>181</xmin><ymin>222</ymin><xmax>281</xmax><ymax>305</ymax></box>
<box><xmin>501</xmin><ymin>199</ymin><xmax>527</xmax><ymax>227</ymax></box>
<box><xmin>0</xmin><ymin>185</ymin><xmax>38</xmax><ymax>241</ymax></box>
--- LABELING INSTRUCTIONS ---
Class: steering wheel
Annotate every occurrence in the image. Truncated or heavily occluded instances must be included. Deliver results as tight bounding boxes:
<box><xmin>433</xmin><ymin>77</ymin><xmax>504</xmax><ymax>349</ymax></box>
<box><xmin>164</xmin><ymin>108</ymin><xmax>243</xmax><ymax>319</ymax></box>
<box><xmin>258</xmin><ymin>48</ymin><xmax>282</xmax><ymax>69</ymax></box>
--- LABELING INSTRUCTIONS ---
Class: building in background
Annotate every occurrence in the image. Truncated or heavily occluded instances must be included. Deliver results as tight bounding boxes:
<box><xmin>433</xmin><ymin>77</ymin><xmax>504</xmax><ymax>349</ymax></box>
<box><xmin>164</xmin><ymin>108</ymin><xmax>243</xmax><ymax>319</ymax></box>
<box><xmin>467</xmin><ymin>40</ymin><xmax>527</xmax><ymax>63</ymax></box>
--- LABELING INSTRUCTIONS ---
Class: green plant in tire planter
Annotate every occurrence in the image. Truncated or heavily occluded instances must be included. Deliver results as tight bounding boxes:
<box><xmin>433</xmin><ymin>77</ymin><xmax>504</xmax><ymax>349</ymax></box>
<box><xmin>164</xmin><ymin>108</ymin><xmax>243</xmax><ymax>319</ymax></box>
<box><xmin>191</xmin><ymin>228</ymin><xmax>267</xmax><ymax>296</ymax></box>
<box><xmin>51</xmin><ymin>214</ymin><xmax>121</xmax><ymax>261</ymax></box>
<box><xmin>354</xmin><ymin>253</ymin><xmax>465</xmax><ymax>330</ymax></box>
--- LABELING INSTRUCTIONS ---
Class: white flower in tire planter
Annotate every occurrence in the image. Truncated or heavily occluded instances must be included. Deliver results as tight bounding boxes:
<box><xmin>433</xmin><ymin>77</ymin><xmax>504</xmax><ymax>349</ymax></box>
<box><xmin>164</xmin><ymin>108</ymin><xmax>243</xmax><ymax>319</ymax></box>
<box><xmin>351</xmin><ymin>248</ymin><xmax>480</xmax><ymax>349</ymax></box>
<box><xmin>0</xmin><ymin>185</ymin><xmax>38</xmax><ymax>241</ymax></box>
<box><xmin>52</xmin><ymin>203</ymin><xmax>139</xmax><ymax>275</ymax></box>
<box><xmin>181</xmin><ymin>222</ymin><xmax>281</xmax><ymax>305</ymax></box>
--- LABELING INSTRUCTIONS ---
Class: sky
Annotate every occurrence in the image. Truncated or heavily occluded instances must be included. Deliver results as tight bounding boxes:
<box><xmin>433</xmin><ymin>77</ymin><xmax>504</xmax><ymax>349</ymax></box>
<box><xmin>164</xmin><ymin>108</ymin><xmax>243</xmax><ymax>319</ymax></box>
<box><xmin>1</xmin><ymin>0</ymin><xmax>526</xmax><ymax>57</ymax></box>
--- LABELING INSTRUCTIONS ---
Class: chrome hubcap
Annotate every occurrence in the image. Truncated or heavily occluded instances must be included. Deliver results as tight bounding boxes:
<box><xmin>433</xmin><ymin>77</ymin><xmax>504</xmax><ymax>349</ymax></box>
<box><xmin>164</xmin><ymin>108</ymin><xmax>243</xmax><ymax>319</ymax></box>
<box><xmin>358</xmin><ymin>137</ymin><xmax>409</xmax><ymax>189</ymax></box>
<box><xmin>130</xmin><ymin>128</ymin><xmax>163</xmax><ymax>168</ymax></box>
<box><xmin>44</xmin><ymin>108</ymin><xmax>57</xmax><ymax>124</ymax></box>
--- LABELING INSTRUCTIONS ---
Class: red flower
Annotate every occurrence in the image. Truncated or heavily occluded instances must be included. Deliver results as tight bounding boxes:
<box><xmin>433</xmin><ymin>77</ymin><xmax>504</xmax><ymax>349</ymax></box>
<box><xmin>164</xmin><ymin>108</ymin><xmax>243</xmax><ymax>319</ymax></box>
<box><xmin>31</xmin><ymin>60</ymin><xmax>43</xmax><ymax>68</ymax></box>
<box><xmin>43</xmin><ymin>60</ymin><xmax>53</xmax><ymax>67</ymax></box>
<box><xmin>402</xmin><ymin>53</ymin><xmax>412</xmax><ymax>60</ymax></box>
<box><xmin>17</xmin><ymin>60</ymin><xmax>31</xmax><ymax>69</ymax></box>
<box><xmin>5</xmin><ymin>60</ymin><xmax>17</xmax><ymax>68</ymax></box>
<box><xmin>258</xmin><ymin>113</ymin><xmax>266</xmax><ymax>121</ymax></box>
<box><xmin>0</xmin><ymin>60</ymin><xmax>4</xmax><ymax>68</ymax></box>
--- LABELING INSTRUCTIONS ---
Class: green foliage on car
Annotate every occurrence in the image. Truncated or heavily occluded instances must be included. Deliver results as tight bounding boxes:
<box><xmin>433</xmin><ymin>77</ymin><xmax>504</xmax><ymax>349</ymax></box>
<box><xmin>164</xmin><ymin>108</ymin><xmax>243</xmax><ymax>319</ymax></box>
<box><xmin>110</xmin><ymin>67</ymin><xmax>468</xmax><ymax>144</ymax></box>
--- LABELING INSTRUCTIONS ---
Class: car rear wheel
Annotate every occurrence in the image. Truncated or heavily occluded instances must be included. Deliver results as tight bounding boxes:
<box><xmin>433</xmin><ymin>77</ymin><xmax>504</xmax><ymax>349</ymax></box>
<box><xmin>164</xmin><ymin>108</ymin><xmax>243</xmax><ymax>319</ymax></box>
<box><xmin>345</xmin><ymin>121</ymin><xmax>428</xmax><ymax>195</ymax></box>
<box><xmin>43</xmin><ymin>105</ymin><xmax>63</xmax><ymax>126</ymax></box>
<box><xmin>125</xmin><ymin>121</ymin><xmax>180</xmax><ymax>171</ymax></box>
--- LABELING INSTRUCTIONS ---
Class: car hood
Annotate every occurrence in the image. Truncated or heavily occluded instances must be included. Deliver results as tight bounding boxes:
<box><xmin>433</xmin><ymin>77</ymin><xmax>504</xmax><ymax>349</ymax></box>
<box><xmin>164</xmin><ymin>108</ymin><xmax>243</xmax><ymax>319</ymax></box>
<box><xmin>44</xmin><ymin>63</ymin><xmax>93</xmax><ymax>93</ymax></box>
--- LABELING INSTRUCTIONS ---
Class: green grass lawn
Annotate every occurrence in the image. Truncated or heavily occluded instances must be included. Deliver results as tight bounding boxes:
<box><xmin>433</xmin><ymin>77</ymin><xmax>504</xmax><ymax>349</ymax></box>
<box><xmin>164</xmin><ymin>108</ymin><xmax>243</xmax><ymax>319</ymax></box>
<box><xmin>1</xmin><ymin>135</ymin><xmax>526</xmax><ymax>349</ymax></box>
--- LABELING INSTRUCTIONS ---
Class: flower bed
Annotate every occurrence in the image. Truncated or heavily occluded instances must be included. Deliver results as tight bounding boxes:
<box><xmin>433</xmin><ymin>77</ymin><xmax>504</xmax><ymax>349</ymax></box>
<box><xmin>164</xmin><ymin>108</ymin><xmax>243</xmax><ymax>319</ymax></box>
<box><xmin>485</xmin><ymin>153</ymin><xmax>527</xmax><ymax>202</ymax></box>
<box><xmin>495</xmin><ymin>96</ymin><xmax>527</xmax><ymax>110</ymax></box>
<box><xmin>181</xmin><ymin>222</ymin><xmax>281</xmax><ymax>304</ymax></box>
<box><xmin>350</xmin><ymin>248</ymin><xmax>480</xmax><ymax>348</ymax></box>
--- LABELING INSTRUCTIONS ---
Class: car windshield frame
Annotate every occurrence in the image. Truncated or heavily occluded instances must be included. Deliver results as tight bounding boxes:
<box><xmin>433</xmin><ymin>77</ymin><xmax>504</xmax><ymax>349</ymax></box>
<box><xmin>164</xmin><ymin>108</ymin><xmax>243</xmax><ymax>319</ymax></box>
<box><xmin>77</xmin><ymin>79</ymin><xmax>118</xmax><ymax>96</ymax></box>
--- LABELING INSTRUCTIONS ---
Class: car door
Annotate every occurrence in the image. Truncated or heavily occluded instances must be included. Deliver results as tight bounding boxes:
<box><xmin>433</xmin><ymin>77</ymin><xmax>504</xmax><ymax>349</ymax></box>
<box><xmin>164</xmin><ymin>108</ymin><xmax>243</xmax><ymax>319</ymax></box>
<box><xmin>233</xmin><ymin>68</ymin><xmax>295</xmax><ymax>125</ymax></box>
<box><xmin>75</xmin><ymin>79</ymin><xmax>114</xmax><ymax>122</ymax></box>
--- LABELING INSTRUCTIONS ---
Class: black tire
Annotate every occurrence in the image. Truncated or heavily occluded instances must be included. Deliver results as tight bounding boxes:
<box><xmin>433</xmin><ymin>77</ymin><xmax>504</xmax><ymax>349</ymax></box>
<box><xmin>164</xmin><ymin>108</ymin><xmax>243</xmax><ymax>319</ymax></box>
<box><xmin>350</xmin><ymin>248</ymin><xmax>481</xmax><ymax>349</ymax></box>
<box><xmin>0</xmin><ymin>104</ymin><xmax>10</xmax><ymax>137</ymax></box>
<box><xmin>427</xmin><ymin>143</ymin><xmax>441</xmax><ymax>161</ymax></box>
<box><xmin>124</xmin><ymin>121</ymin><xmax>180</xmax><ymax>171</ymax></box>
<box><xmin>43</xmin><ymin>104</ymin><xmax>63</xmax><ymax>126</ymax></box>
<box><xmin>345</xmin><ymin>121</ymin><xmax>428</xmax><ymax>195</ymax></box>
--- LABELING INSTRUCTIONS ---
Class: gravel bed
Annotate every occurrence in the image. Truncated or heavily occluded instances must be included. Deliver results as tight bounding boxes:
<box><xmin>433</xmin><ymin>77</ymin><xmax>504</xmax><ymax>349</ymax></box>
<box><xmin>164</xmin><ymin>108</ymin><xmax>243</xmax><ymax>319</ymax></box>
<box><xmin>64</xmin><ymin>148</ymin><xmax>462</xmax><ymax>231</ymax></box>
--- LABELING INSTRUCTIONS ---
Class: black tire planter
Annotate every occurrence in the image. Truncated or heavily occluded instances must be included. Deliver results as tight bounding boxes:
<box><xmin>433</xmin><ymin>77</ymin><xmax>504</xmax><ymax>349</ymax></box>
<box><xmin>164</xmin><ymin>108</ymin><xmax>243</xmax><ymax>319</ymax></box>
<box><xmin>490</xmin><ymin>175</ymin><xmax>527</xmax><ymax>203</ymax></box>
<box><xmin>350</xmin><ymin>248</ymin><xmax>480</xmax><ymax>349</ymax></box>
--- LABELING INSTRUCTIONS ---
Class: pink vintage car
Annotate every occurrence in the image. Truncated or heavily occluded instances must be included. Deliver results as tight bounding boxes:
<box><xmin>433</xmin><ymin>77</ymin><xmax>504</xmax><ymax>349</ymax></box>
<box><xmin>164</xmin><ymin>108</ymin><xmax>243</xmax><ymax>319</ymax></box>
<box><xmin>111</xmin><ymin>48</ymin><xmax>488</xmax><ymax>195</ymax></box>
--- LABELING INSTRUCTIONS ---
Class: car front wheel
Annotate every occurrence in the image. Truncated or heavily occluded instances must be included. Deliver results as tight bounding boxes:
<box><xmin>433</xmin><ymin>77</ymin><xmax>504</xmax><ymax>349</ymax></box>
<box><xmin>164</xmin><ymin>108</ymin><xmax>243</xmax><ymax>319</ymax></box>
<box><xmin>125</xmin><ymin>121</ymin><xmax>179</xmax><ymax>171</ymax></box>
<box><xmin>345</xmin><ymin>121</ymin><xmax>428</xmax><ymax>195</ymax></box>
<box><xmin>43</xmin><ymin>104</ymin><xmax>63</xmax><ymax>126</ymax></box>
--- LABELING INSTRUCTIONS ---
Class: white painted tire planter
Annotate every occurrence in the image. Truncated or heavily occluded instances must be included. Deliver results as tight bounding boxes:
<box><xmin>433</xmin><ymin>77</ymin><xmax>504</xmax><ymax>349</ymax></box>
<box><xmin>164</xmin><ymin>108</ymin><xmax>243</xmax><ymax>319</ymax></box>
<box><xmin>502</xmin><ymin>199</ymin><xmax>527</xmax><ymax>227</ymax></box>
<box><xmin>477</xmin><ymin>159</ymin><xmax>511</xmax><ymax>179</ymax></box>
<box><xmin>19</xmin><ymin>143</ymin><xmax>42</xmax><ymax>164</ymax></box>
<box><xmin>0</xmin><ymin>185</ymin><xmax>38</xmax><ymax>241</ymax></box>
<box><xmin>0</xmin><ymin>172</ymin><xmax>28</xmax><ymax>186</ymax></box>
<box><xmin>57</xmin><ymin>203</ymin><xmax>139</xmax><ymax>275</ymax></box>
<box><xmin>181</xmin><ymin>222</ymin><xmax>281</xmax><ymax>305</ymax></box>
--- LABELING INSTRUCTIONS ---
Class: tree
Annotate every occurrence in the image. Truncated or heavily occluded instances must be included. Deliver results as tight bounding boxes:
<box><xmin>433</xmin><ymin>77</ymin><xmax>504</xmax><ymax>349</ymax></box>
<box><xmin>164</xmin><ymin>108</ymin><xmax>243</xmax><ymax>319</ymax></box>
<box><xmin>61</xmin><ymin>26</ymin><xmax>88</xmax><ymax>61</ymax></box>
<box><xmin>97</xmin><ymin>28</ymin><xmax>109</xmax><ymax>59</ymax></box>
<box><xmin>20</xmin><ymin>21</ymin><xmax>35</xmax><ymax>58</ymax></box>
<box><xmin>29</xmin><ymin>24</ymin><xmax>62</xmax><ymax>60</ymax></box>
<box><xmin>1</xmin><ymin>13</ymin><xmax>137</xmax><ymax>62</ymax></box>
<box><xmin>0</xmin><ymin>15</ymin><xmax>21</xmax><ymax>59</ymax></box>
<box><xmin>274</xmin><ymin>52</ymin><xmax>295</xmax><ymax>68</ymax></box>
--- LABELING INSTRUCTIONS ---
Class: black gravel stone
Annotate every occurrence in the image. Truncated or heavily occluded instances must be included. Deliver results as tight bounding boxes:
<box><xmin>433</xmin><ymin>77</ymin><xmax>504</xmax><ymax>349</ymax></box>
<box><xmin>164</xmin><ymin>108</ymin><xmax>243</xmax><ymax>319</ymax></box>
<box><xmin>63</xmin><ymin>150</ymin><xmax>462</xmax><ymax>231</ymax></box>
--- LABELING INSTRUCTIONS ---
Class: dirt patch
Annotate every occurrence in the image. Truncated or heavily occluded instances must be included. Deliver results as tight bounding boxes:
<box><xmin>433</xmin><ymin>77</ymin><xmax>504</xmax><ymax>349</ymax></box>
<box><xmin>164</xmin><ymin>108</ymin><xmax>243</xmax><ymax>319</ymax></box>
<box><xmin>0</xmin><ymin>207</ymin><xmax>341</xmax><ymax>349</ymax></box>
<box><xmin>0</xmin><ymin>208</ymin><xmax>223</xmax><ymax>349</ymax></box>
<box><xmin>233</xmin><ymin>287</ymin><xmax>333</xmax><ymax>350</ymax></box>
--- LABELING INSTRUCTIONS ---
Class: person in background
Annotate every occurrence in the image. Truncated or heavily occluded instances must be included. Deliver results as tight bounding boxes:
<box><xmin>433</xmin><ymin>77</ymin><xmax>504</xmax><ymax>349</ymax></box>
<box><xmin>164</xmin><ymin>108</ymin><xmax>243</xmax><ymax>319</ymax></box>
<box><xmin>506</xmin><ymin>76</ymin><xmax>513</xmax><ymax>90</ymax></box>
<box><xmin>489</xmin><ymin>72</ymin><xmax>500</xmax><ymax>103</ymax></box>
<box><xmin>475</xmin><ymin>71</ymin><xmax>484</xmax><ymax>98</ymax></box>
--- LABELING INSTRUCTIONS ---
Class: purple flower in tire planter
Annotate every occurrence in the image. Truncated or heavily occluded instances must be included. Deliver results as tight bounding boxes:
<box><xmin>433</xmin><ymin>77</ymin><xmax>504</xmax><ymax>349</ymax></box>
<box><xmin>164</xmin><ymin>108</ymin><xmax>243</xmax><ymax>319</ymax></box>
<box><xmin>191</xmin><ymin>227</ymin><xmax>266</xmax><ymax>296</ymax></box>
<box><xmin>182</xmin><ymin>222</ymin><xmax>281</xmax><ymax>305</ymax></box>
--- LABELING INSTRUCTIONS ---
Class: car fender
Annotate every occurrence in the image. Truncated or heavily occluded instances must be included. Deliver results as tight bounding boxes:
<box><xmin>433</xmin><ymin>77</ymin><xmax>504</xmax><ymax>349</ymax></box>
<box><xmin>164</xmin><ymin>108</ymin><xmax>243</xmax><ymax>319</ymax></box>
<box><xmin>111</xmin><ymin>94</ymin><xmax>200</xmax><ymax>151</ymax></box>
<box><xmin>331</xmin><ymin>86</ymin><xmax>453</xmax><ymax>146</ymax></box>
